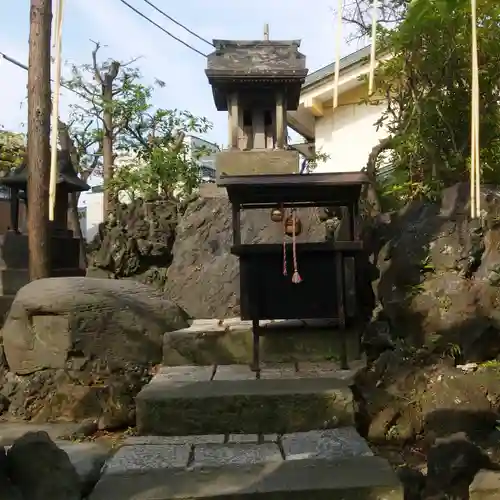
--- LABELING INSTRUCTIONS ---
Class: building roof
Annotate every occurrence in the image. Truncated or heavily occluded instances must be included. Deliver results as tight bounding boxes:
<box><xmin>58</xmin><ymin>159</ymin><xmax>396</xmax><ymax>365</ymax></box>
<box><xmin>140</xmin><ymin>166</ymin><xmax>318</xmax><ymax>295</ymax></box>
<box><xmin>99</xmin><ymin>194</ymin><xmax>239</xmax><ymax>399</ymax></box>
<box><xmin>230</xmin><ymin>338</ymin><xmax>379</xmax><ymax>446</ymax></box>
<box><xmin>207</xmin><ymin>39</ymin><xmax>307</xmax><ymax>75</ymax></box>
<box><xmin>0</xmin><ymin>150</ymin><xmax>90</xmax><ymax>193</ymax></box>
<box><xmin>206</xmin><ymin>39</ymin><xmax>308</xmax><ymax>111</ymax></box>
<box><xmin>303</xmin><ymin>45</ymin><xmax>371</xmax><ymax>90</ymax></box>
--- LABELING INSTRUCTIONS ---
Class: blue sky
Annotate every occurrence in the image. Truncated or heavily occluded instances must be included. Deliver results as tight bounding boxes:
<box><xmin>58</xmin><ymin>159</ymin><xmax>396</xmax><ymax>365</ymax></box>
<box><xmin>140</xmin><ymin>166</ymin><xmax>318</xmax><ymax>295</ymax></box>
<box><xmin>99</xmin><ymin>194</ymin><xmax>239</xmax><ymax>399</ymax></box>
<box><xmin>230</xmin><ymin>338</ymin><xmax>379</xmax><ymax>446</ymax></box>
<box><xmin>1</xmin><ymin>0</ymin><xmax>363</xmax><ymax>147</ymax></box>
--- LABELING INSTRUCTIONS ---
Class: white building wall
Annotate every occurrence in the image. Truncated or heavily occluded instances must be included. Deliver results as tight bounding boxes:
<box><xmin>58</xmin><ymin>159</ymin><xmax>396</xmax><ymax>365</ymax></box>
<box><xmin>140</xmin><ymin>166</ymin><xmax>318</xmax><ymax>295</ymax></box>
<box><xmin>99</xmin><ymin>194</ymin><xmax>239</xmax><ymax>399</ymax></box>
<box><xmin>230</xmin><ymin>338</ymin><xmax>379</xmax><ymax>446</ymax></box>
<box><xmin>80</xmin><ymin>192</ymin><xmax>104</xmax><ymax>242</ymax></box>
<box><xmin>314</xmin><ymin>102</ymin><xmax>387</xmax><ymax>173</ymax></box>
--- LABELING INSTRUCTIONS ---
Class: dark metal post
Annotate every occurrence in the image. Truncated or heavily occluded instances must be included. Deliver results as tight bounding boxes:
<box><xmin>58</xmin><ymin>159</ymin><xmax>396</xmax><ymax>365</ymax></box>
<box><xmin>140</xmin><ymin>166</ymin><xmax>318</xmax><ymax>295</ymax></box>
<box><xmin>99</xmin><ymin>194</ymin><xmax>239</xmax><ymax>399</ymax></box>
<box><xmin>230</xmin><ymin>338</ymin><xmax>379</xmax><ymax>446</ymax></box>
<box><xmin>232</xmin><ymin>204</ymin><xmax>241</xmax><ymax>245</ymax></box>
<box><xmin>335</xmin><ymin>252</ymin><xmax>348</xmax><ymax>369</ymax></box>
<box><xmin>251</xmin><ymin>318</ymin><xmax>261</xmax><ymax>374</ymax></box>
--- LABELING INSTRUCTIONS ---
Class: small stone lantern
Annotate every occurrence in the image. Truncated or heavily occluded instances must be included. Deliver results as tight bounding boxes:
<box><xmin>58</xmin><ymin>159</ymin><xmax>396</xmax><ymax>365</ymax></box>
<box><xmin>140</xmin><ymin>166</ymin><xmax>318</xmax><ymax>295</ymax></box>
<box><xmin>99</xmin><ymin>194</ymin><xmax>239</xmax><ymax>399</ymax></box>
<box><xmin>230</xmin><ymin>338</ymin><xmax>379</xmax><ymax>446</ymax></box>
<box><xmin>0</xmin><ymin>150</ymin><xmax>90</xmax><ymax>234</ymax></box>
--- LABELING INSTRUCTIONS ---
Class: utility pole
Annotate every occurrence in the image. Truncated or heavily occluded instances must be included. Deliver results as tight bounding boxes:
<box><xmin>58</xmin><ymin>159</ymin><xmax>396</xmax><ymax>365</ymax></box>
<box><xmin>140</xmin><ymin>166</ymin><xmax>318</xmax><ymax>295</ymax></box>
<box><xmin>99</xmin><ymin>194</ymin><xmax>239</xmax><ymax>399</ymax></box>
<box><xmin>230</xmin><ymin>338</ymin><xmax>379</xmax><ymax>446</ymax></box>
<box><xmin>27</xmin><ymin>0</ymin><xmax>52</xmax><ymax>280</ymax></box>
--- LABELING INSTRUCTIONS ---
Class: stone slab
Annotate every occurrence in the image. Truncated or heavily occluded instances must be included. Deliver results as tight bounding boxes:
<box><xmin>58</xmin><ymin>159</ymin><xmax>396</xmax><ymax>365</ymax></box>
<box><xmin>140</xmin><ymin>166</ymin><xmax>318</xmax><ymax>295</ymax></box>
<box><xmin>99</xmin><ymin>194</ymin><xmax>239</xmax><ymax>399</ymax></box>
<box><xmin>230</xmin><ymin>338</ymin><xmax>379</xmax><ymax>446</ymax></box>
<box><xmin>103</xmin><ymin>444</ymin><xmax>191</xmax><ymax>475</ymax></box>
<box><xmin>89</xmin><ymin>455</ymin><xmax>403</xmax><ymax>500</ymax></box>
<box><xmin>260</xmin><ymin>364</ymin><xmax>297</xmax><ymax>379</ymax></box>
<box><xmin>124</xmin><ymin>435</ymin><xmax>225</xmax><ymax>446</ymax></box>
<box><xmin>213</xmin><ymin>364</ymin><xmax>256</xmax><ymax>380</ymax></box>
<box><xmin>136</xmin><ymin>375</ymin><xmax>354</xmax><ymax>436</ymax></box>
<box><xmin>153</xmin><ymin>365</ymin><xmax>214</xmax><ymax>383</ymax></box>
<box><xmin>162</xmin><ymin>318</ymin><xmax>363</xmax><ymax>367</ymax></box>
<box><xmin>228</xmin><ymin>434</ymin><xmax>278</xmax><ymax>444</ymax></box>
<box><xmin>126</xmin><ymin>434</ymin><xmax>280</xmax><ymax>446</ymax></box>
<box><xmin>193</xmin><ymin>443</ymin><xmax>282</xmax><ymax>467</ymax></box>
<box><xmin>216</xmin><ymin>150</ymin><xmax>299</xmax><ymax>177</ymax></box>
<box><xmin>281</xmin><ymin>428</ymin><xmax>373</xmax><ymax>460</ymax></box>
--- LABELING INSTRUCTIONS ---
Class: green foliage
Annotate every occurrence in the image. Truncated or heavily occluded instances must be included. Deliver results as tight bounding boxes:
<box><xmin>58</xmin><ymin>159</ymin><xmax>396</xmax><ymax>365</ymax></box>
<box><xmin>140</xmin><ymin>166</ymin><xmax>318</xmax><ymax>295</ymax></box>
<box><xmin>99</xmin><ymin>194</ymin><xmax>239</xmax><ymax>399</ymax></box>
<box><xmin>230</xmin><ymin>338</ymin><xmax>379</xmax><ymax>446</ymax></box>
<box><xmin>62</xmin><ymin>46</ymin><xmax>212</xmax><ymax>200</ymax></box>
<box><xmin>63</xmin><ymin>59</ymin><xmax>153</xmax><ymax>139</ymax></box>
<box><xmin>109</xmin><ymin>108</ymin><xmax>212</xmax><ymax>201</ymax></box>
<box><xmin>62</xmin><ymin>55</ymin><xmax>155</xmax><ymax>178</ymax></box>
<box><xmin>0</xmin><ymin>129</ymin><xmax>25</xmax><ymax>175</ymax></box>
<box><xmin>303</xmin><ymin>150</ymin><xmax>330</xmax><ymax>173</ymax></box>
<box><xmin>347</xmin><ymin>0</ymin><xmax>500</xmax><ymax>207</ymax></box>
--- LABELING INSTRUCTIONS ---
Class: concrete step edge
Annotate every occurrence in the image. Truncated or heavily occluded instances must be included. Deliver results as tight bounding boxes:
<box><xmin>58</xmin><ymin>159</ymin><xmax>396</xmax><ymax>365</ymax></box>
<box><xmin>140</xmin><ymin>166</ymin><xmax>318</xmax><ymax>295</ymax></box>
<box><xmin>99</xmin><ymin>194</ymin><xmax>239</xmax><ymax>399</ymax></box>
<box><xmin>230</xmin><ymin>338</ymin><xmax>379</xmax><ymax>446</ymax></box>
<box><xmin>136</xmin><ymin>375</ymin><xmax>355</xmax><ymax>435</ymax></box>
<box><xmin>89</xmin><ymin>454</ymin><xmax>403</xmax><ymax>500</ymax></box>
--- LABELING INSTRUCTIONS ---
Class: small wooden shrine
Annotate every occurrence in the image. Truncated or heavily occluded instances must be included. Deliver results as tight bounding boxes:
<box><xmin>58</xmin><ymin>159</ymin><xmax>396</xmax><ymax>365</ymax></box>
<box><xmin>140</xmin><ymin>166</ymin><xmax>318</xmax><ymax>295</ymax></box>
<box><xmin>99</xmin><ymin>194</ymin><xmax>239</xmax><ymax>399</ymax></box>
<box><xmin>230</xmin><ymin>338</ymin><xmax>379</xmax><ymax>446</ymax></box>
<box><xmin>205</xmin><ymin>39</ymin><xmax>369</xmax><ymax>371</ymax></box>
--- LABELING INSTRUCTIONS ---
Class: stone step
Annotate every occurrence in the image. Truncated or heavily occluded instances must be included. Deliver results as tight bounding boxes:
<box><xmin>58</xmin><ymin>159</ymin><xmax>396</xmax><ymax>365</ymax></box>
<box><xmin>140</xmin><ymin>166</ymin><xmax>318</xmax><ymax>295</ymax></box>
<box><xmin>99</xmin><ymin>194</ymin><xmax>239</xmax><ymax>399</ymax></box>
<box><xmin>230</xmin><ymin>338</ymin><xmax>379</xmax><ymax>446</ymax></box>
<box><xmin>163</xmin><ymin>318</ymin><xmax>363</xmax><ymax>366</ymax></box>
<box><xmin>136</xmin><ymin>365</ymin><xmax>355</xmax><ymax>436</ymax></box>
<box><xmin>89</xmin><ymin>429</ymin><xmax>403</xmax><ymax>500</ymax></box>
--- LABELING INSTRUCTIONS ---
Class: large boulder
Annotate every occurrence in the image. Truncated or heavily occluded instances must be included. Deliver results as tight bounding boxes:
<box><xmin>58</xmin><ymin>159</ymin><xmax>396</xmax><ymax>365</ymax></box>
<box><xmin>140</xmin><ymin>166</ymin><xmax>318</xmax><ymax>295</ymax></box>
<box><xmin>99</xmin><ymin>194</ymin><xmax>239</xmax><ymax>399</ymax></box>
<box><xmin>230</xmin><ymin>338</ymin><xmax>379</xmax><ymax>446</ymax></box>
<box><xmin>5</xmin><ymin>431</ymin><xmax>81</xmax><ymax>500</ymax></box>
<box><xmin>0</xmin><ymin>277</ymin><xmax>189</xmax><ymax>428</ymax></box>
<box><xmin>356</xmin><ymin>184</ymin><xmax>500</xmax><ymax>444</ymax></box>
<box><xmin>0</xmin><ymin>447</ymin><xmax>22</xmax><ymax>499</ymax></box>
<box><xmin>354</xmin><ymin>347</ymin><xmax>500</xmax><ymax>443</ymax></box>
<box><xmin>370</xmin><ymin>183</ymin><xmax>500</xmax><ymax>361</ymax></box>
<box><xmin>164</xmin><ymin>189</ymin><xmax>324</xmax><ymax>319</ymax></box>
<box><xmin>88</xmin><ymin>198</ymin><xmax>177</xmax><ymax>286</ymax></box>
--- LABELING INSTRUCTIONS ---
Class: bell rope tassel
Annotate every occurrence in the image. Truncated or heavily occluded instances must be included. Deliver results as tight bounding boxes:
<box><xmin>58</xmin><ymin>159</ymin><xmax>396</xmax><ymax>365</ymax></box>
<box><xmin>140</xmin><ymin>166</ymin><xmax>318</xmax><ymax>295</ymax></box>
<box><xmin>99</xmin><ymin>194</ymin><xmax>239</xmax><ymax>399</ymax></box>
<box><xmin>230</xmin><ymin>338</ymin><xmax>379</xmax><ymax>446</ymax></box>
<box><xmin>291</xmin><ymin>210</ymin><xmax>302</xmax><ymax>284</ymax></box>
<box><xmin>282</xmin><ymin>240</ymin><xmax>288</xmax><ymax>276</ymax></box>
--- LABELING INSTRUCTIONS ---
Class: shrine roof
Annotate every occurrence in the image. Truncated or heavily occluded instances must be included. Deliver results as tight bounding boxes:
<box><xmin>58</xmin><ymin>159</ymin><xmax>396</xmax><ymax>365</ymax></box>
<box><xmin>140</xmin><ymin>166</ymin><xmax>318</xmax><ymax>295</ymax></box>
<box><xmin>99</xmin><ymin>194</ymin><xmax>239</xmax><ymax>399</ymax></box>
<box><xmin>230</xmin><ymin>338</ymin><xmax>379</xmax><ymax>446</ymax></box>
<box><xmin>217</xmin><ymin>172</ymin><xmax>369</xmax><ymax>208</ymax></box>
<box><xmin>0</xmin><ymin>151</ymin><xmax>90</xmax><ymax>192</ymax></box>
<box><xmin>206</xmin><ymin>39</ymin><xmax>308</xmax><ymax>79</ymax></box>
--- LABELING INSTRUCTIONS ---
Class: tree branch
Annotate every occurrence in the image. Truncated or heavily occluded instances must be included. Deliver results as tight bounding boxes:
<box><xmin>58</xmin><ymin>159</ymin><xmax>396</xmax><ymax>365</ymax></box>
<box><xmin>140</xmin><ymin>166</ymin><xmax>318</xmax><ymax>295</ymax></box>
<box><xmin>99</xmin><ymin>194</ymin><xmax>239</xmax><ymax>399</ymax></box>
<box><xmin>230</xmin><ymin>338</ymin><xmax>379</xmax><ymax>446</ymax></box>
<box><xmin>91</xmin><ymin>41</ymin><xmax>104</xmax><ymax>86</ymax></box>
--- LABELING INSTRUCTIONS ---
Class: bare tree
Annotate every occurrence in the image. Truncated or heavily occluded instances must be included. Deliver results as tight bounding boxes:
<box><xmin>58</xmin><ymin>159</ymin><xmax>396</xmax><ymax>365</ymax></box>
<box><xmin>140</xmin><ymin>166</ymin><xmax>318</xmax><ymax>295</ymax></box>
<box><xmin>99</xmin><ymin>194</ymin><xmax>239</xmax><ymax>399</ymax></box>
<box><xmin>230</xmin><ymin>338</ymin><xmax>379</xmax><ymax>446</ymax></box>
<box><xmin>342</xmin><ymin>0</ymin><xmax>408</xmax><ymax>40</ymax></box>
<box><xmin>91</xmin><ymin>43</ymin><xmax>120</xmax><ymax>215</ymax></box>
<box><xmin>27</xmin><ymin>0</ymin><xmax>52</xmax><ymax>280</ymax></box>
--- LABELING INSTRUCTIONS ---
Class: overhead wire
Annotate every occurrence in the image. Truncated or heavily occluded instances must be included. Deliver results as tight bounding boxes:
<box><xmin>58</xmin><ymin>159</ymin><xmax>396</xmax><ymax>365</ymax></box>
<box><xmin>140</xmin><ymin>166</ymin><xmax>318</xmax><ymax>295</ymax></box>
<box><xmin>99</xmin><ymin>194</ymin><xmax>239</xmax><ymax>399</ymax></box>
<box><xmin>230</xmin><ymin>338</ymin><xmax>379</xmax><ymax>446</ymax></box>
<box><xmin>116</xmin><ymin>0</ymin><xmax>209</xmax><ymax>57</ymax></box>
<box><xmin>1</xmin><ymin>51</ymin><xmax>89</xmax><ymax>102</ymax></box>
<box><xmin>1</xmin><ymin>0</ymin><xmax>211</xmax><ymax>100</ymax></box>
<box><xmin>139</xmin><ymin>0</ymin><xmax>214</xmax><ymax>48</ymax></box>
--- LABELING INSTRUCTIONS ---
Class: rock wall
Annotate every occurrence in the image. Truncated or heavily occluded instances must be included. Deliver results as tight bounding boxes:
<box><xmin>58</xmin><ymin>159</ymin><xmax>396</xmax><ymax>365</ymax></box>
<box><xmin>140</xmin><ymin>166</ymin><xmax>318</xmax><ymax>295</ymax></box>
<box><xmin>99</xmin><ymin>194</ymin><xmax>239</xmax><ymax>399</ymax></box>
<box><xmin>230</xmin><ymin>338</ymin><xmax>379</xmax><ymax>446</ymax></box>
<box><xmin>89</xmin><ymin>188</ymin><xmax>327</xmax><ymax>319</ymax></box>
<box><xmin>354</xmin><ymin>183</ymin><xmax>500</xmax><ymax>444</ymax></box>
<box><xmin>88</xmin><ymin>198</ymin><xmax>178</xmax><ymax>287</ymax></box>
<box><xmin>367</xmin><ymin>182</ymin><xmax>500</xmax><ymax>361</ymax></box>
<box><xmin>164</xmin><ymin>191</ymin><xmax>325</xmax><ymax>319</ymax></box>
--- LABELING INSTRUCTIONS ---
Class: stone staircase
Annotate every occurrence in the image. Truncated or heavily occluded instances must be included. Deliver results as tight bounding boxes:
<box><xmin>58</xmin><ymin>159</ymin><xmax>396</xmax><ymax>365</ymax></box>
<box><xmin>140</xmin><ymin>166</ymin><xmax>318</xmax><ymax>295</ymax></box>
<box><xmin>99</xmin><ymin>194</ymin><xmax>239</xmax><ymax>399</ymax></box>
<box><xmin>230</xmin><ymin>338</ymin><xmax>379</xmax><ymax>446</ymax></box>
<box><xmin>89</xmin><ymin>319</ymin><xmax>404</xmax><ymax>500</ymax></box>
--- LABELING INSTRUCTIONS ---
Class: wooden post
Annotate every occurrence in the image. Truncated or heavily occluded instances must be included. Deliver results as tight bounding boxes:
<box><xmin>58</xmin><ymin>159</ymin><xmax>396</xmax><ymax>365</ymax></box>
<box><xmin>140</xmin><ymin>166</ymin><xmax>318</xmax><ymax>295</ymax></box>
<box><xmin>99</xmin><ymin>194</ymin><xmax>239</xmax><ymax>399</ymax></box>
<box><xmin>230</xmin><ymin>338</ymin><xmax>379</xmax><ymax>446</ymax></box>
<box><xmin>264</xmin><ymin>24</ymin><xmax>269</xmax><ymax>40</ymax></box>
<box><xmin>228</xmin><ymin>93</ymin><xmax>239</xmax><ymax>149</ymax></box>
<box><xmin>48</xmin><ymin>0</ymin><xmax>64</xmax><ymax>222</ymax></box>
<box><xmin>275</xmin><ymin>92</ymin><xmax>286</xmax><ymax>149</ymax></box>
<box><xmin>232</xmin><ymin>204</ymin><xmax>241</xmax><ymax>246</ymax></box>
<box><xmin>27</xmin><ymin>0</ymin><xmax>52</xmax><ymax>280</ymax></box>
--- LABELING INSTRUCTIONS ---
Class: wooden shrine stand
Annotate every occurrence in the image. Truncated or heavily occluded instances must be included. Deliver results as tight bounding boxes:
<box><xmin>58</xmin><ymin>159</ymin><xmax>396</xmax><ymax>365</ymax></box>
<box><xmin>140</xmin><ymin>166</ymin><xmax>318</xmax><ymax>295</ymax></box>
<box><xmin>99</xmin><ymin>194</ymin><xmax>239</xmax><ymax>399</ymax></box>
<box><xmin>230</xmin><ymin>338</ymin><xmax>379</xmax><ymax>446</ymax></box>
<box><xmin>204</xmin><ymin>38</ymin><xmax>369</xmax><ymax>372</ymax></box>
<box><xmin>219</xmin><ymin>172</ymin><xmax>368</xmax><ymax>371</ymax></box>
